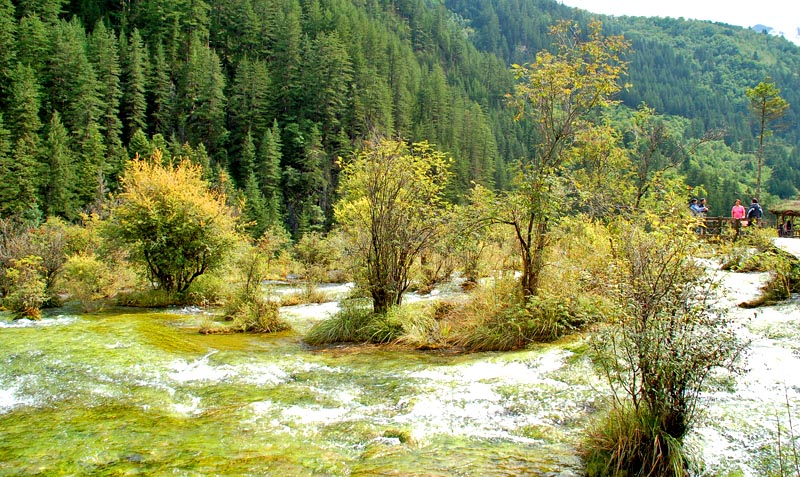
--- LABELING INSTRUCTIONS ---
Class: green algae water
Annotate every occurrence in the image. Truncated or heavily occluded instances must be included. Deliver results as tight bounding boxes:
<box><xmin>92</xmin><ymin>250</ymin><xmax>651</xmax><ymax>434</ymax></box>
<box><xmin>0</xmin><ymin>303</ymin><xmax>598</xmax><ymax>476</ymax></box>
<box><xmin>2</xmin><ymin>267</ymin><xmax>800</xmax><ymax>476</ymax></box>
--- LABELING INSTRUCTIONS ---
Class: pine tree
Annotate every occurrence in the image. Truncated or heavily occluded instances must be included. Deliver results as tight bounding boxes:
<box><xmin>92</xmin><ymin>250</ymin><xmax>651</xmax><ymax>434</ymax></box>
<box><xmin>74</xmin><ymin>120</ymin><xmax>106</xmax><ymax>207</ymax></box>
<box><xmin>240</xmin><ymin>131</ymin><xmax>268</xmax><ymax>238</ymax></box>
<box><xmin>121</xmin><ymin>28</ymin><xmax>148</xmax><ymax>144</ymax></box>
<box><xmin>305</xmin><ymin>31</ymin><xmax>353</xmax><ymax>141</ymax></box>
<box><xmin>228</xmin><ymin>57</ymin><xmax>272</xmax><ymax>157</ymax></box>
<box><xmin>0</xmin><ymin>0</ymin><xmax>17</xmax><ymax>100</ymax></box>
<box><xmin>178</xmin><ymin>37</ymin><xmax>227</xmax><ymax>162</ymax></box>
<box><xmin>128</xmin><ymin>129</ymin><xmax>151</xmax><ymax>160</ymax></box>
<box><xmin>149</xmin><ymin>42</ymin><xmax>173</xmax><ymax>137</ymax></box>
<box><xmin>42</xmin><ymin>111</ymin><xmax>76</xmax><ymax>218</ymax></box>
<box><xmin>6</xmin><ymin>63</ymin><xmax>43</xmax><ymax>144</ymax></box>
<box><xmin>257</xmin><ymin>120</ymin><xmax>283</xmax><ymax>228</ymax></box>
<box><xmin>270</xmin><ymin>0</ymin><xmax>304</xmax><ymax>122</ymax></box>
<box><xmin>18</xmin><ymin>0</ymin><xmax>67</xmax><ymax>25</ymax></box>
<box><xmin>0</xmin><ymin>114</ymin><xmax>18</xmax><ymax>216</ymax></box>
<box><xmin>47</xmin><ymin>18</ymin><xmax>101</xmax><ymax>138</ymax></box>
<box><xmin>16</xmin><ymin>15</ymin><xmax>50</xmax><ymax>79</ymax></box>
<box><xmin>88</xmin><ymin>21</ymin><xmax>123</xmax><ymax>161</ymax></box>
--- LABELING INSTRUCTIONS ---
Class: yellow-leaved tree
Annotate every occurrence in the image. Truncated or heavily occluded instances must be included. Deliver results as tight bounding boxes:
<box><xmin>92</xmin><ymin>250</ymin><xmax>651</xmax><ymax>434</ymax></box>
<box><xmin>104</xmin><ymin>151</ymin><xmax>240</xmax><ymax>293</ymax></box>
<box><xmin>503</xmin><ymin>20</ymin><xmax>630</xmax><ymax>298</ymax></box>
<box><xmin>335</xmin><ymin>139</ymin><xmax>450</xmax><ymax>314</ymax></box>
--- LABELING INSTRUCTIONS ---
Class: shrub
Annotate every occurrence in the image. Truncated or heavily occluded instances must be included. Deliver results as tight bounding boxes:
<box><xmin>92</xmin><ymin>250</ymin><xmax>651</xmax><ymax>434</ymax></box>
<box><xmin>586</xmin><ymin>220</ymin><xmax>748</xmax><ymax>475</ymax></box>
<box><xmin>103</xmin><ymin>151</ymin><xmax>240</xmax><ymax>293</ymax></box>
<box><xmin>0</xmin><ymin>216</ymin><xmax>86</xmax><ymax>306</ymax></box>
<box><xmin>227</xmin><ymin>297</ymin><xmax>288</xmax><ymax>333</ymax></box>
<box><xmin>60</xmin><ymin>254</ymin><xmax>119</xmax><ymax>312</ymax></box>
<box><xmin>184</xmin><ymin>273</ymin><xmax>228</xmax><ymax>306</ymax></box>
<box><xmin>2</xmin><ymin>255</ymin><xmax>47</xmax><ymax>319</ymax></box>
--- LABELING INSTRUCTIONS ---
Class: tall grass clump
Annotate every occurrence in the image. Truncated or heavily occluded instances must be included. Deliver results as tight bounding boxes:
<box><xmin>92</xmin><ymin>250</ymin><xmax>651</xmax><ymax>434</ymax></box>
<box><xmin>221</xmin><ymin>231</ymin><xmax>290</xmax><ymax>333</ymax></box>
<box><xmin>304</xmin><ymin>297</ymin><xmax>374</xmax><ymax>345</ymax></box>
<box><xmin>583</xmin><ymin>219</ymin><xmax>748</xmax><ymax>476</ymax></box>
<box><xmin>451</xmin><ymin>216</ymin><xmax>613</xmax><ymax>352</ymax></box>
<box><xmin>583</xmin><ymin>405</ymin><xmax>688</xmax><ymax>477</ymax></box>
<box><xmin>304</xmin><ymin>296</ymin><xmax>448</xmax><ymax>347</ymax></box>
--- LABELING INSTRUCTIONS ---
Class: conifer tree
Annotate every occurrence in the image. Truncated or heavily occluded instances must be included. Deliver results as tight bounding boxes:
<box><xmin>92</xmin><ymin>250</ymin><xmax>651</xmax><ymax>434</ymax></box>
<box><xmin>0</xmin><ymin>0</ymin><xmax>16</xmax><ymax>100</ymax></box>
<box><xmin>18</xmin><ymin>0</ymin><xmax>66</xmax><ymax>25</ymax></box>
<box><xmin>0</xmin><ymin>114</ymin><xmax>17</xmax><ymax>216</ymax></box>
<box><xmin>178</xmin><ymin>37</ymin><xmax>227</xmax><ymax>161</ymax></box>
<box><xmin>258</xmin><ymin>120</ymin><xmax>283</xmax><ymax>228</ymax></box>
<box><xmin>42</xmin><ymin>111</ymin><xmax>76</xmax><ymax>218</ymax></box>
<box><xmin>228</xmin><ymin>57</ymin><xmax>272</xmax><ymax>157</ymax></box>
<box><xmin>305</xmin><ymin>32</ymin><xmax>353</xmax><ymax>142</ymax></box>
<box><xmin>270</xmin><ymin>0</ymin><xmax>304</xmax><ymax>121</ymax></box>
<box><xmin>74</xmin><ymin>120</ymin><xmax>106</xmax><ymax>207</ymax></box>
<box><xmin>121</xmin><ymin>28</ymin><xmax>148</xmax><ymax>144</ymax></box>
<box><xmin>4</xmin><ymin>64</ymin><xmax>43</xmax><ymax>214</ymax></box>
<box><xmin>89</xmin><ymin>21</ymin><xmax>123</xmax><ymax>161</ymax></box>
<box><xmin>240</xmin><ymin>131</ymin><xmax>269</xmax><ymax>238</ymax></box>
<box><xmin>6</xmin><ymin>64</ymin><xmax>43</xmax><ymax>144</ymax></box>
<box><xmin>127</xmin><ymin>128</ymin><xmax>151</xmax><ymax>161</ymax></box>
<box><xmin>16</xmin><ymin>15</ymin><xmax>49</xmax><ymax>80</ymax></box>
<box><xmin>47</xmin><ymin>18</ymin><xmax>101</xmax><ymax>139</ymax></box>
<box><xmin>148</xmin><ymin>42</ymin><xmax>173</xmax><ymax>137</ymax></box>
<box><xmin>746</xmin><ymin>77</ymin><xmax>789</xmax><ymax>201</ymax></box>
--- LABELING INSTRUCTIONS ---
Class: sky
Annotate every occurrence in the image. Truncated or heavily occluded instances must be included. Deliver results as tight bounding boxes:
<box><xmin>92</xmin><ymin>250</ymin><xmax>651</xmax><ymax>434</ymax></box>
<box><xmin>557</xmin><ymin>0</ymin><xmax>800</xmax><ymax>44</ymax></box>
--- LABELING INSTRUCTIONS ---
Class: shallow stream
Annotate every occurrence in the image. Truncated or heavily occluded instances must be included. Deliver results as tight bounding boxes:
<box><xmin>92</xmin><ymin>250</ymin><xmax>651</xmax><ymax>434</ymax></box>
<box><xmin>1</xmin><ymin>267</ymin><xmax>799</xmax><ymax>476</ymax></box>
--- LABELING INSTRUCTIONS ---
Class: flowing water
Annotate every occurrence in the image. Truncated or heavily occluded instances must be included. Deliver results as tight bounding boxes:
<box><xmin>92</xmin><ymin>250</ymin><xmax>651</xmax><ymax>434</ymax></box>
<box><xmin>1</xmin><ymin>263</ymin><xmax>799</xmax><ymax>476</ymax></box>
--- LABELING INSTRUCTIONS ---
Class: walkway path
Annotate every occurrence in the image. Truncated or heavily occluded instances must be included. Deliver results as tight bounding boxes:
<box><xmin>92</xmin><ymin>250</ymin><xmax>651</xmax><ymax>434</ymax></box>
<box><xmin>773</xmin><ymin>237</ymin><xmax>800</xmax><ymax>257</ymax></box>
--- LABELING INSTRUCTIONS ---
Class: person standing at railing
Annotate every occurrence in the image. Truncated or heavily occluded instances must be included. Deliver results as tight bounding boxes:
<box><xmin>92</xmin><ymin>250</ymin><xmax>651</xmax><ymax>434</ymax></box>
<box><xmin>698</xmin><ymin>198</ymin><xmax>709</xmax><ymax>216</ymax></box>
<box><xmin>731</xmin><ymin>199</ymin><xmax>746</xmax><ymax>221</ymax></box>
<box><xmin>746</xmin><ymin>198</ymin><xmax>763</xmax><ymax>226</ymax></box>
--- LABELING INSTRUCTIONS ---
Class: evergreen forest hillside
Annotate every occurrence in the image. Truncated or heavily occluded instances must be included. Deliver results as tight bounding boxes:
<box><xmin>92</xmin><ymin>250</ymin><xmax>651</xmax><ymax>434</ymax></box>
<box><xmin>0</xmin><ymin>0</ymin><xmax>798</xmax><ymax>234</ymax></box>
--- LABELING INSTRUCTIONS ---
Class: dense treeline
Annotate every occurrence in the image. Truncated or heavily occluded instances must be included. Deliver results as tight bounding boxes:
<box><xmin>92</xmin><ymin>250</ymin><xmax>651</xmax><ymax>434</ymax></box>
<box><xmin>0</xmin><ymin>0</ymin><xmax>799</xmax><ymax>233</ymax></box>
<box><xmin>0</xmin><ymin>0</ymin><xmax>520</xmax><ymax>234</ymax></box>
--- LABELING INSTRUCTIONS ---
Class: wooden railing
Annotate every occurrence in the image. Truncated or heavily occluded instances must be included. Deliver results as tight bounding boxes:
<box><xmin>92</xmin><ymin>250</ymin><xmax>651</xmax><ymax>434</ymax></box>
<box><xmin>700</xmin><ymin>217</ymin><xmax>799</xmax><ymax>238</ymax></box>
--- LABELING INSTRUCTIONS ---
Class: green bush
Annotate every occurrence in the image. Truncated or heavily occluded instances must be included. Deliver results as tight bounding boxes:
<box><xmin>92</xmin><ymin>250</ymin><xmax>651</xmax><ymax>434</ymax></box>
<box><xmin>2</xmin><ymin>255</ymin><xmax>47</xmax><ymax>319</ymax></box>
<box><xmin>586</xmin><ymin>220</ymin><xmax>748</xmax><ymax>475</ymax></box>
<box><xmin>227</xmin><ymin>297</ymin><xmax>288</xmax><ymax>333</ymax></box>
<box><xmin>185</xmin><ymin>273</ymin><xmax>228</xmax><ymax>306</ymax></box>
<box><xmin>60</xmin><ymin>254</ymin><xmax>119</xmax><ymax>312</ymax></box>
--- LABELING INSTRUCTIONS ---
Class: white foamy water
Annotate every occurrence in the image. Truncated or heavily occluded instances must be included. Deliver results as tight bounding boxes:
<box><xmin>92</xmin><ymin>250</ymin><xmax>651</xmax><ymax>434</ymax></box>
<box><xmin>691</xmin><ymin>248</ymin><xmax>800</xmax><ymax>474</ymax></box>
<box><xmin>0</xmin><ymin>382</ymin><xmax>36</xmax><ymax>414</ymax></box>
<box><xmin>167</xmin><ymin>351</ymin><xmax>236</xmax><ymax>383</ymax></box>
<box><xmin>0</xmin><ymin>315</ymin><xmax>79</xmax><ymax>328</ymax></box>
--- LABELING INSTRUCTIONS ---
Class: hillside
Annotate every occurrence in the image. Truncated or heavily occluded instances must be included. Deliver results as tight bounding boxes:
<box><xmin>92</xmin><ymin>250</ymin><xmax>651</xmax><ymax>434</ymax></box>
<box><xmin>0</xmin><ymin>0</ymin><xmax>799</xmax><ymax>231</ymax></box>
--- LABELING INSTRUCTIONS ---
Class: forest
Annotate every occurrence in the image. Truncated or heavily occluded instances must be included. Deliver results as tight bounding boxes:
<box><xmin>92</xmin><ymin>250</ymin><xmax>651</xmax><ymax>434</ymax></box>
<box><xmin>0</xmin><ymin>0</ymin><xmax>798</xmax><ymax>232</ymax></box>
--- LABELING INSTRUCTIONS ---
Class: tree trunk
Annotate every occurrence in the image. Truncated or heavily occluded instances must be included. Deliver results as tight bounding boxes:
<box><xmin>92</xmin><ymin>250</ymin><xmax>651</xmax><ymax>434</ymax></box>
<box><xmin>372</xmin><ymin>288</ymin><xmax>394</xmax><ymax>315</ymax></box>
<box><xmin>520</xmin><ymin>219</ymin><xmax>548</xmax><ymax>299</ymax></box>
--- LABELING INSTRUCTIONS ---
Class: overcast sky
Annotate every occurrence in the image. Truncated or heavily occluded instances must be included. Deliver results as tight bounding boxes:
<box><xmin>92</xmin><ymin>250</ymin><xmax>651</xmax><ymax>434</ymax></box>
<box><xmin>557</xmin><ymin>0</ymin><xmax>800</xmax><ymax>44</ymax></box>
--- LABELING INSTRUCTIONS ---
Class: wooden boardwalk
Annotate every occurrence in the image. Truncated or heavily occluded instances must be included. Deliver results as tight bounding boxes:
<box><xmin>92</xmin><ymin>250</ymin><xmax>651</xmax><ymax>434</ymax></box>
<box><xmin>700</xmin><ymin>217</ymin><xmax>800</xmax><ymax>238</ymax></box>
